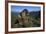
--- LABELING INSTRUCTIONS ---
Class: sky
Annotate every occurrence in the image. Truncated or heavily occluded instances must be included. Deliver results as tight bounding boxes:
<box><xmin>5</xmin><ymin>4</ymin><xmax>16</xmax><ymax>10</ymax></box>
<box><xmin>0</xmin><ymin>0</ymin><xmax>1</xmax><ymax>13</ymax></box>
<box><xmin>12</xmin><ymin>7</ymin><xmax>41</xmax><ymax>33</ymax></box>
<box><xmin>11</xmin><ymin>6</ymin><xmax>41</xmax><ymax>12</ymax></box>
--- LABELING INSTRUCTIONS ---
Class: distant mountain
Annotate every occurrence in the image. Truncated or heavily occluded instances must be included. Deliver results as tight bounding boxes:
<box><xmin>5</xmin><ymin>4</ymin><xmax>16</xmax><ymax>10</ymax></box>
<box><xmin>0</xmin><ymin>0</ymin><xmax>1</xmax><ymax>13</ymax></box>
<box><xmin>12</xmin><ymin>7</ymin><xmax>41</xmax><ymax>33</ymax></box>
<box><xmin>11</xmin><ymin>11</ymin><xmax>19</xmax><ymax>16</ymax></box>
<box><xmin>11</xmin><ymin>11</ymin><xmax>40</xmax><ymax>19</ymax></box>
<box><xmin>29</xmin><ymin>11</ymin><xmax>40</xmax><ymax>18</ymax></box>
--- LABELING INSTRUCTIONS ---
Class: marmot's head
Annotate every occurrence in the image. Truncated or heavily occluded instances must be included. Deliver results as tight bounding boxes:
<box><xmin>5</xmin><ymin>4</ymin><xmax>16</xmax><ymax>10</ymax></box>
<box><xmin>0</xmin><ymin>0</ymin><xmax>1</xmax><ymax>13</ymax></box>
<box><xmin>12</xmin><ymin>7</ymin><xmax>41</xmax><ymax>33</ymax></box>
<box><xmin>20</xmin><ymin>9</ymin><xmax>29</xmax><ymax>17</ymax></box>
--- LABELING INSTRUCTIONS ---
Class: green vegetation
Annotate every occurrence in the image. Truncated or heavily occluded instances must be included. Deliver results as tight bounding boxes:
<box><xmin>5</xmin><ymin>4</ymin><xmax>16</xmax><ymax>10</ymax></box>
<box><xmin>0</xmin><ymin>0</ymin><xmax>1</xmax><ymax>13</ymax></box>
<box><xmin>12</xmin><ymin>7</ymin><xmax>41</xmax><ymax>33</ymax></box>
<box><xmin>11</xmin><ymin>10</ymin><xmax>40</xmax><ymax>28</ymax></box>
